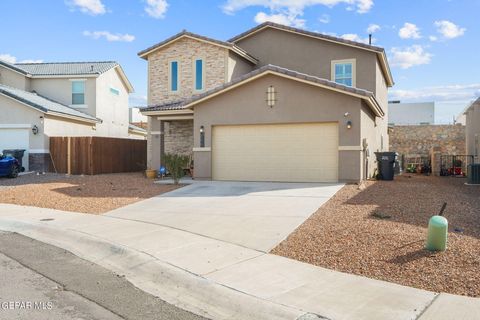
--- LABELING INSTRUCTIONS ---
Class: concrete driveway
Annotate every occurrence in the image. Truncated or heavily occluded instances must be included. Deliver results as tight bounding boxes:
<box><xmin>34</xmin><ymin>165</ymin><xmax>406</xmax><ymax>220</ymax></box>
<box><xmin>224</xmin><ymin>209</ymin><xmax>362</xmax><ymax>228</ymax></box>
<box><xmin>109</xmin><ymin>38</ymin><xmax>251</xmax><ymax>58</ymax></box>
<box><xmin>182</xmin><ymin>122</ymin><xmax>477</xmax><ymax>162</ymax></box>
<box><xmin>107</xmin><ymin>181</ymin><xmax>344</xmax><ymax>252</ymax></box>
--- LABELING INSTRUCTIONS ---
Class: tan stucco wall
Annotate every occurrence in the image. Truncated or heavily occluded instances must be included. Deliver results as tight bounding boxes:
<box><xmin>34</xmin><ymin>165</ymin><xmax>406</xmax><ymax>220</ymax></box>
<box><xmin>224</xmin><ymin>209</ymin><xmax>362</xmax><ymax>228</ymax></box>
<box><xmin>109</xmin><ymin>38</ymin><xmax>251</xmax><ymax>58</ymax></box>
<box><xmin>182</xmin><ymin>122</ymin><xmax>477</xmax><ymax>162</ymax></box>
<box><xmin>0</xmin><ymin>94</ymin><xmax>45</xmax><ymax>150</ymax></box>
<box><xmin>147</xmin><ymin>37</ymin><xmax>229</xmax><ymax>105</ymax></box>
<box><xmin>30</xmin><ymin>77</ymin><xmax>97</xmax><ymax>116</ymax></box>
<box><xmin>227</xmin><ymin>51</ymin><xmax>254</xmax><ymax>81</ymax></box>
<box><xmin>192</xmin><ymin>74</ymin><xmax>368</xmax><ymax>182</ymax></box>
<box><xmin>95</xmin><ymin>68</ymin><xmax>130</xmax><ymax>137</ymax></box>
<box><xmin>234</xmin><ymin>27</ymin><xmax>380</xmax><ymax>95</ymax></box>
<box><xmin>0</xmin><ymin>66</ymin><xmax>30</xmax><ymax>90</ymax></box>
<box><xmin>464</xmin><ymin>106</ymin><xmax>479</xmax><ymax>156</ymax></box>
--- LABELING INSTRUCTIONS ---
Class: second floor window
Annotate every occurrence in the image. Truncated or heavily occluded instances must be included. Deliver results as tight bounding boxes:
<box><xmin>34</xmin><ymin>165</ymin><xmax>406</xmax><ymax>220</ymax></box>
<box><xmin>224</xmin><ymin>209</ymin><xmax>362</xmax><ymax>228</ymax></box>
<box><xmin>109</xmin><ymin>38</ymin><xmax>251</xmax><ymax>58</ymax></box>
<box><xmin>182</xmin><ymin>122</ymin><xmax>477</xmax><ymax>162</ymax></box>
<box><xmin>72</xmin><ymin>80</ymin><xmax>85</xmax><ymax>105</ymax></box>
<box><xmin>170</xmin><ymin>61</ymin><xmax>179</xmax><ymax>92</ymax></box>
<box><xmin>194</xmin><ymin>59</ymin><xmax>204</xmax><ymax>91</ymax></box>
<box><xmin>332</xmin><ymin>59</ymin><xmax>356</xmax><ymax>87</ymax></box>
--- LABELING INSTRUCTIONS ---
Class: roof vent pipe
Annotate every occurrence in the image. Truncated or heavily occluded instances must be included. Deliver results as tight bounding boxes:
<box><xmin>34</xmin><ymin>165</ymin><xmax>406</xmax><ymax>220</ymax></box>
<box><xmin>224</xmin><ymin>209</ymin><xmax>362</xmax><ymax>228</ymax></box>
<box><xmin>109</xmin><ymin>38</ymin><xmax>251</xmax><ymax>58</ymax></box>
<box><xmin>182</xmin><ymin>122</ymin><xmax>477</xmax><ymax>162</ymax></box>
<box><xmin>90</xmin><ymin>65</ymin><xmax>94</xmax><ymax>71</ymax></box>
<box><xmin>368</xmin><ymin>34</ymin><xmax>372</xmax><ymax>45</ymax></box>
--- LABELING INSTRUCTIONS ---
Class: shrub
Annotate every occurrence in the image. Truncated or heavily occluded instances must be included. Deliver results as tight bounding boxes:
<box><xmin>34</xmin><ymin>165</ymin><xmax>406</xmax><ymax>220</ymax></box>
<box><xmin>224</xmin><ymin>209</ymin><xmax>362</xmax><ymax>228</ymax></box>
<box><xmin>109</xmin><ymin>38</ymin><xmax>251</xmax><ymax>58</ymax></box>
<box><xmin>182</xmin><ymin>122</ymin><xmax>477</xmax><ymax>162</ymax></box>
<box><xmin>164</xmin><ymin>153</ymin><xmax>190</xmax><ymax>184</ymax></box>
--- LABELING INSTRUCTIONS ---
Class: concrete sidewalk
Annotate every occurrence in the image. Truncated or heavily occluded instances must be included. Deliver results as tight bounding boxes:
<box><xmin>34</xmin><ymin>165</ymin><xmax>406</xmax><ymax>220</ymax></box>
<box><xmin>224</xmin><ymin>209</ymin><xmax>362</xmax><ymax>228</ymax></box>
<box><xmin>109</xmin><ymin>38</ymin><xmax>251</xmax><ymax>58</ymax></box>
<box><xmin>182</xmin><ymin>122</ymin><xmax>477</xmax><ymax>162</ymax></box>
<box><xmin>0</xmin><ymin>204</ymin><xmax>478</xmax><ymax>320</ymax></box>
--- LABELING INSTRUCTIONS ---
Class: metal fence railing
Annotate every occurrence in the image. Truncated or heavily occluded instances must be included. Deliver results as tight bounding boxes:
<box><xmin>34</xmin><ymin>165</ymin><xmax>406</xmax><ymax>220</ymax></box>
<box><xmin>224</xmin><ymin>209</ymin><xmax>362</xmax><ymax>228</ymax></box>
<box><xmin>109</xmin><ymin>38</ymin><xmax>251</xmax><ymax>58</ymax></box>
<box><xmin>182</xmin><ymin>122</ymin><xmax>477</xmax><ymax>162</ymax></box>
<box><xmin>440</xmin><ymin>155</ymin><xmax>475</xmax><ymax>177</ymax></box>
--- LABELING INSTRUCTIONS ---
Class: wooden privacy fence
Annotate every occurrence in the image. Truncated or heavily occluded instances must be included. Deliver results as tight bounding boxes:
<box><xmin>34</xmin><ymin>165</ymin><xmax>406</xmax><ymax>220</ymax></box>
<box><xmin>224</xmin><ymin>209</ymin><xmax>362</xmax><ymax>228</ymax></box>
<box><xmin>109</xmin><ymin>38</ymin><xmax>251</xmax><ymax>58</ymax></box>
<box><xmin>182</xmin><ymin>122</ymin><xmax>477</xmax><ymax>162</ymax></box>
<box><xmin>50</xmin><ymin>137</ymin><xmax>147</xmax><ymax>175</ymax></box>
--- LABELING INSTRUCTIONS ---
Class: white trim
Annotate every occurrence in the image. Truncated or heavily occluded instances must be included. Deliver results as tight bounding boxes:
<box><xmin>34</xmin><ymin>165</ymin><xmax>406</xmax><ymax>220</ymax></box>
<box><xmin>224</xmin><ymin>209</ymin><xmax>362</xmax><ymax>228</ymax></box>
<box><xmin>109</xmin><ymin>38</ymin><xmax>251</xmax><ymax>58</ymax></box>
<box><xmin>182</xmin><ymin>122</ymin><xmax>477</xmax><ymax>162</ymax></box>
<box><xmin>69</xmin><ymin>104</ymin><xmax>88</xmax><ymax>109</ymax></box>
<box><xmin>69</xmin><ymin>78</ymin><xmax>87</xmax><ymax>82</ymax></box>
<box><xmin>0</xmin><ymin>124</ymin><xmax>32</xmax><ymax>129</ymax></box>
<box><xmin>150</xmin><ymin>131</ymin><xmax>162</xmax><ymax>135</ymax></box>
<box><xmin>157</xmin><ymin>115</ymin><xmax>193</xmax><ymax>120</ymax></box>
<box><xmin>338</xmin><ymin>146</ymin><xmax>363</xmax><ymax>151</ymax></box>
<box><xmin>30</xmin><ymin>149</ymin><xmax>50</xmax><ymax>154</ymax></box>
<box><xmin>143</xmin><ymin>109</ymin><xmax>193</xmax><ymax>116</ymax></box>
<box><xmin>193</xmin><ymin>147</ymin><xmax>211</xmax><ymax>152</ymax></box>
<box><xmin>331</xmin><ymin>59</ymin><xmax>356</xmax><ymax>87</ymax></box>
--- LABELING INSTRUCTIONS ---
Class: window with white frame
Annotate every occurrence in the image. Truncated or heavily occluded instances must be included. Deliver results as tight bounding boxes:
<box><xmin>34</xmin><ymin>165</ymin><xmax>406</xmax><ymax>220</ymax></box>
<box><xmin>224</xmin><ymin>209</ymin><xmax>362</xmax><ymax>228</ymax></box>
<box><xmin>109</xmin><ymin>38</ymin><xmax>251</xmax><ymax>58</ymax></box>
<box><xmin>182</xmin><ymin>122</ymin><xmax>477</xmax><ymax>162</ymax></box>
<box><xmin>71</xmin><ymin>80</ymin><xmax>85</xmax><ymax>105</ymax></box>
<box><xmin>331</xmin><ymin>59</ymin><xmax>356</xmax><ymax>87</ymax></box>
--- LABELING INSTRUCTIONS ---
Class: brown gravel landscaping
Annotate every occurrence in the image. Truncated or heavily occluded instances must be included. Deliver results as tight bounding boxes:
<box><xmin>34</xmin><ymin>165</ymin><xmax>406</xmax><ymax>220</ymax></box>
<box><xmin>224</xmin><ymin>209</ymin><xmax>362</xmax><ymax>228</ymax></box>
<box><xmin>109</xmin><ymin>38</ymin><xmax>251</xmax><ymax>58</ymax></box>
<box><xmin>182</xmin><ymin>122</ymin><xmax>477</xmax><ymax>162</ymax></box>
<box><xmin>0</xmin><ymin>172</ymin><xmax>180</xmax><ymax>214</ymax></box>
<box><xmin>272</xmin><ymin>175</ymin><xmax>480</xmax><ymax>297</ymax></box>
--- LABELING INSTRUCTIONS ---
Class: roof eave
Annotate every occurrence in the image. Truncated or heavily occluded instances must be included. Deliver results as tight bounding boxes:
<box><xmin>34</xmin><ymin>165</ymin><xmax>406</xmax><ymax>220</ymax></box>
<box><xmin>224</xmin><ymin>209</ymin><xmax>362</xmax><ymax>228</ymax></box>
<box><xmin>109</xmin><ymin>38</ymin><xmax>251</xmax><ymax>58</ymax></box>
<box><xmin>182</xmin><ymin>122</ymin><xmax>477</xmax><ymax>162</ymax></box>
<box><xmin>113</xmin><ymin>65</ymin><xmax>134</xmax><ymax>93</ymax></box>
<box><xmin>182</xmin><ymin>68</ymin><xmax>383</xmax><ymax>117</ymax></box>
<box><xmin>45</xmin><ymin>111</ymin><xmax>101</xmax><ymax>124</ymax></box>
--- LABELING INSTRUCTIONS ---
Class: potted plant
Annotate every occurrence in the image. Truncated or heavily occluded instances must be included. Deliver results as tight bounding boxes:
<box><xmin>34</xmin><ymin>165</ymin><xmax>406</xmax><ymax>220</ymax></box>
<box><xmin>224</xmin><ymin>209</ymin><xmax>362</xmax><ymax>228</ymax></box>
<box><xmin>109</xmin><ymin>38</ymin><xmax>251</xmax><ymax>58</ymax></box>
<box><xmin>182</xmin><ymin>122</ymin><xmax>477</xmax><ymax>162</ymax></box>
<box><xmin>145</xmin><ymin>168</ymin><xmax>157</xmax><ymax>179</ymax></box>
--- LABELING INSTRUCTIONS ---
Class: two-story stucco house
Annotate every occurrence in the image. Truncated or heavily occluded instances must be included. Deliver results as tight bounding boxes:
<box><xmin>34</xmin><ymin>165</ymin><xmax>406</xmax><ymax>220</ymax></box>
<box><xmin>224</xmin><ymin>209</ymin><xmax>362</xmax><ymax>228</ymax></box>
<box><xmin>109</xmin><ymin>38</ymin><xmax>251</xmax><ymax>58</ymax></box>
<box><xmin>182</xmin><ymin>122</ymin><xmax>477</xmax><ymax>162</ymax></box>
<box><xmin>140</xmin><ymin>22</ymin><xmax>394</xmax><ymax>182</ymax></box>
<box><xmin>0</xmin><ymin>60</ymin><xmax>144</xmax><ymax>172</ymax></box>
<box><xmin>464</xmin><ymin>97</ymin><xmax>480</xmax><ymax>158</ymax></box>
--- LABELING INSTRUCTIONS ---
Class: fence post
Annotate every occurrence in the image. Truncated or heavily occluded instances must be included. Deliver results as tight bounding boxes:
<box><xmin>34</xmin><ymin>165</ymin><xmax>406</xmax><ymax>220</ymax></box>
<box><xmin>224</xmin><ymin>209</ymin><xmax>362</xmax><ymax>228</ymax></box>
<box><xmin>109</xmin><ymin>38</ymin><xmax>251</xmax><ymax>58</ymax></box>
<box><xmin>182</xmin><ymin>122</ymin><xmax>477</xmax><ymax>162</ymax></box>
<box><xmin>67</xmin><ymin>137</ymin><xmax>71</xmax><ymax>175</ymax></box>
<box><xmin>430</xmin><ymin>147</ymin><xmax>442</xmax><ymax>176</ymax></box>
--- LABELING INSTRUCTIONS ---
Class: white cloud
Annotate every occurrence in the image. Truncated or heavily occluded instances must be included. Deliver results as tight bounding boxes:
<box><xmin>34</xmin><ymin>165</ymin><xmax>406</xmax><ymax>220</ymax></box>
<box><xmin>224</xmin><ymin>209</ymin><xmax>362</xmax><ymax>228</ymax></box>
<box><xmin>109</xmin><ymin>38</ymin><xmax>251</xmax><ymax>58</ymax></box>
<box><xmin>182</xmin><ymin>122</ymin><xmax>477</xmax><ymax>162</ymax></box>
<box><xmin>390</xmin><ymin>45</ymin><xmax>432</xmax><ymax>69</ymax></box>
<box><xmin>434</xmin><ymin>20</ymin><xmax>465</xmax><ymax>39</ymax></box>
<box><xmin>318</xmin><ymin>14</ymin><xmax>330</xmax><ymax>24</ymax></box>
<box><xmin>222</xmin><ymin>0</ymin><xmax>374</xmax><ymax>16</ymax></box>
<box><xmin>398</xmin><ymin>22</ymin><xmax>421</xmax><ymax>39</ymax></box>
<box><xmin>145</xmin><ymin>0</ymin><xmax>168</xmax><ymax>19</ymax></box>
<box><xmin>83</xmin><ymin>31</ymin><xmax>135</xmax><ymax>42</ymax></box>
<box><xmin>390</xmin><ymin>84</ymin><xmax>480</xmax><ymax>103</ymax></box>
<box><xmin>340</xmin><ymin>33</ymin><xmax>375</xmax><ymax>44</ymax></box>
<box><xmin>254</xmin><ymin>11</ymin><xmax>305</xmax><ymax>27</ymax></box>
<box><xmin>429</xmin><ymin>35</ymin><xmax>438</xmax><ymax>42</ymax></box>
<box><xmin>0</xmin><ymin>54</ymin><xmax>43</xmax><ymax>64</ymax></box>
<box><xmin>67</xmin><ymin>0</ymin><xmax>106</xmax><ymax>15</ymax></box>
<box><xmin>366</xmin><ymin>23</ymin><xmax>380</xmax><ymax>33</ymax></box>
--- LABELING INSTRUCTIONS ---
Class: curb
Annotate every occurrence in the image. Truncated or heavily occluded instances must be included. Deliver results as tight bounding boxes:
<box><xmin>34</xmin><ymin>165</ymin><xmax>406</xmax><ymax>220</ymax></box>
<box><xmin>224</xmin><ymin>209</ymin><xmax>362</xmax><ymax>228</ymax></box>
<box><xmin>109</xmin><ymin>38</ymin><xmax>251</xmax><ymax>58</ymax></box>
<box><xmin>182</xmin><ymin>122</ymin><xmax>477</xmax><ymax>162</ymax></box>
<box><xmin>0</xmin><ymin>218</ymin><xmax>318</xmax><ymax>320</ymax></box>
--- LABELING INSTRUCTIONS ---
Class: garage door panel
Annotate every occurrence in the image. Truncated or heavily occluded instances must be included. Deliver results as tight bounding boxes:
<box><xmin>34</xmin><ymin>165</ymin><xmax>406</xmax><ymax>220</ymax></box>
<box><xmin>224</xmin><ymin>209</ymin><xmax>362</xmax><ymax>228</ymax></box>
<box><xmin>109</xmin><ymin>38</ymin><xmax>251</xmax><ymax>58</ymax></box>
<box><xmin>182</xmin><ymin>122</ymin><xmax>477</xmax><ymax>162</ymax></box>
<box><xmin>212</xmin><ymin>123</ymin><xmax>338</xmax><ymax>183</ymax></box>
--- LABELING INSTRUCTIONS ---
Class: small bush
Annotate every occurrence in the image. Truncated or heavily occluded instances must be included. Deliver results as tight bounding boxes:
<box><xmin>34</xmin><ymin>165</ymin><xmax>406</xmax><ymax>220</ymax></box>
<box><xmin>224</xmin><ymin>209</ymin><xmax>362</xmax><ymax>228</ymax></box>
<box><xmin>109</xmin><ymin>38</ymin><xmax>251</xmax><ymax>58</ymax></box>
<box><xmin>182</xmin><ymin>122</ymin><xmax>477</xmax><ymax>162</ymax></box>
<box><xmin>164</xmin><ymin>153</ymin><xmax>190</xmax><ymax>184</ymax></box>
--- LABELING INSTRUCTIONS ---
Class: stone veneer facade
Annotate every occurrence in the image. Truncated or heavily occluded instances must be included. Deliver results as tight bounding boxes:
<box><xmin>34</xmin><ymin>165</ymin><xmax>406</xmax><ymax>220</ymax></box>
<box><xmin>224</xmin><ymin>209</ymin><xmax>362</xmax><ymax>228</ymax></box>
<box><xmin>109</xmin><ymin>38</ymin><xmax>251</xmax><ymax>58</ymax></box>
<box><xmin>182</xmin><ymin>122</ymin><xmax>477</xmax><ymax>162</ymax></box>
<box><xmin>164</xmin><ymin>120</ymin><xmax>194</xmax><ymax>155</ymax></box>
<box><xmin>148</xmin><ymin>37</ymin><xmax>229</xmax><ymax>105</ymax></box>
<box><xmin>389</xmin><ymin>124</ymin><xmax>466</xmax><ymax>156</ymax></box>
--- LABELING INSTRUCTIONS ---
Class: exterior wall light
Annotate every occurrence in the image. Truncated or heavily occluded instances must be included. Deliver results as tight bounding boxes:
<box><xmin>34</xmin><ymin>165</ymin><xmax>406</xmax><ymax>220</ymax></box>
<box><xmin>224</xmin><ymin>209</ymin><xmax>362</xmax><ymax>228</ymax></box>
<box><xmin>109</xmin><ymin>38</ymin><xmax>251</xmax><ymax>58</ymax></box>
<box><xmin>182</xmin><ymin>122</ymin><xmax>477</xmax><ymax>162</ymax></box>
<box><xmin>200</xmin><ymin>125</ymin><xmax>205</xmax><ymax>147</ymax></box>
<box><xmin>32</xmin><ymin>125</ymin><xmax>39</xmax><ymax>135</ymax></box>
<box><xmin>346</xmin><ymin>121</ymin><xmax>352</xmax><ymax>129</ymax></box>
<box><xmin>266</xmin><ymin>86</ymin><xmax>276</xmax><ymax>107</ymax></box>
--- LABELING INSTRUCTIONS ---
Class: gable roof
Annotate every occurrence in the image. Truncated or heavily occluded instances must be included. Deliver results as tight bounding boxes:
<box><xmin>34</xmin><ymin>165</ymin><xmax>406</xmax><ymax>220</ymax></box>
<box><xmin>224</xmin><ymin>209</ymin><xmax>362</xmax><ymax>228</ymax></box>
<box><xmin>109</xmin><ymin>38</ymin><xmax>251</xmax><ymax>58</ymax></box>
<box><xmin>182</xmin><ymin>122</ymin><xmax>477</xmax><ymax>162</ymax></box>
<box><xmin>14</xmin><ymin>61</ymin><xmax>119</xmax><ymax>76</ymax></box>
<box><xmin>0</xmin><ymin>84</ymin><xmax>101</xmax><ymax>124</ymax></box>
<box><xmin>0</xmin><ymin>59</ymin><xmax>30</xmax><ymax>75</ymax></box>
<box><xmin>137</xmin><ymin>30</ymin><xmax>258</xmax><ymax>64</ymax></box>
<box><xmin>0</xmin><ymin>60</ymin><xmax>134</xmax><ymax>93</ymax></box>
<box><xmin>228</xmin><ymin>22</ymin><xmax>394</xmax><ymax>87</ymax></box>
<box><xmin>464</xmin><ymin>97</ymin><xmax>480</xmax><ymax>114</ymax></box>
<box><xmin>142</xmin><ymin>64</ymin><xmax>384</xmax><ymax>117</ymax></box>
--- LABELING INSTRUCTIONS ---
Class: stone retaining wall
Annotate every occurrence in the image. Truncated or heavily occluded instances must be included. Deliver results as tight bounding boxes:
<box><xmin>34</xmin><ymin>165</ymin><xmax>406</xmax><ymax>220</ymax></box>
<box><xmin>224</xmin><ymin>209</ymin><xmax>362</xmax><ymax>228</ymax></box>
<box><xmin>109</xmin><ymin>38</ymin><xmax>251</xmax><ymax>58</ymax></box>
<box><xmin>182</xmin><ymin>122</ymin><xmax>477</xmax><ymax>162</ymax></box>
<box><xmin>389</xmin><ymin>125</ymin><xmax>466</xmax><ymax>156</ymax></box>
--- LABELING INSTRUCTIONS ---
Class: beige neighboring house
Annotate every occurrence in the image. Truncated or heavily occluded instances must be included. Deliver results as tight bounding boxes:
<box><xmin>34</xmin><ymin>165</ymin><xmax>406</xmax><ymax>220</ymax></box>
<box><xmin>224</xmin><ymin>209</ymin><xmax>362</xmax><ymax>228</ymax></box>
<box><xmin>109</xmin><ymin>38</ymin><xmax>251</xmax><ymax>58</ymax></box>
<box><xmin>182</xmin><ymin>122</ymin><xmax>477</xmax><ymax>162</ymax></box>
<box><xmin>464</xmin><ymin>97</ymin><xmax>480</xmax><ymax>157</ymax></box>
<box><xmin>0</xmin><ymin>60</ymin><xmax>144</xmax><ymax>172</ymax></box>
<box><xmin>139</xmin><ymin>22</ymin><xmax>394</xmax><ymax>182</ymax></box>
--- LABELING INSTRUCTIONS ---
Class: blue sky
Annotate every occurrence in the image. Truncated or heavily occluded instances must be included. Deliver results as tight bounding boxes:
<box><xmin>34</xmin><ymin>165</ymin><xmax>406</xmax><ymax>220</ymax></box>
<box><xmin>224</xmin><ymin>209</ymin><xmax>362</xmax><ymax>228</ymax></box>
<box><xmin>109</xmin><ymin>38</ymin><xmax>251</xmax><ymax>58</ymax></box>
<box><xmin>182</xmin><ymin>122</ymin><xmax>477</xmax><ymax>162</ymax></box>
<box><xmin>1</xmin><ymin>0</ymin><xmax>478</xmax><ymax>123</ymax></box>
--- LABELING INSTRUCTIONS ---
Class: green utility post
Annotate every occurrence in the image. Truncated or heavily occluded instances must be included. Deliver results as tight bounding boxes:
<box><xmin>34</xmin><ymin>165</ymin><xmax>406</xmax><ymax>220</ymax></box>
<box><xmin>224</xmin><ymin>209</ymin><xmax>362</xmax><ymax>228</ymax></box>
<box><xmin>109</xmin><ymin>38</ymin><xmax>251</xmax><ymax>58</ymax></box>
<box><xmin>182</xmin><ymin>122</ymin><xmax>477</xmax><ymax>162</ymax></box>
<box><xmin>426</xmin><ymin>203</ymin><xmax>448</xmax><ymax>251</ymax></box>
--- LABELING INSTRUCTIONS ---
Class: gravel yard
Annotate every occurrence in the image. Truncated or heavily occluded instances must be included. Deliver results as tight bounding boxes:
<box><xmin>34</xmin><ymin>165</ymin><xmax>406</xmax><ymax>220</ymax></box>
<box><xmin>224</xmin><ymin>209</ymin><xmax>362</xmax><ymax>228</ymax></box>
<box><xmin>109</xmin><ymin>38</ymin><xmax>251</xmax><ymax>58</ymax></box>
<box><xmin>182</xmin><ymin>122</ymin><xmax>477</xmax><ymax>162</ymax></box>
<box><xmin>272</xmin><ymin>175</ymin><xmax>480</xmax><ymax>297</ymax></box>
<box><xmin>0</xmin><ymin>173</ymin><xmax>180</xmax><ymax>214</ymax></box>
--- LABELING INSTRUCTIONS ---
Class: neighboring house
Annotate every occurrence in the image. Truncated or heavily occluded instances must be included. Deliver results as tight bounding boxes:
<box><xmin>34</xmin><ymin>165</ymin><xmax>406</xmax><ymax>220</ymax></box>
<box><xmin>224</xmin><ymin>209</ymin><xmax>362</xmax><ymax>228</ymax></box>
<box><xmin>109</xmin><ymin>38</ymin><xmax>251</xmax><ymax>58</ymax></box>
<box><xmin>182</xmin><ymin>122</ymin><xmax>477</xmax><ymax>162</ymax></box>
<box><xmin>139</xmin><ymin>22</ymin><xmax>394</xmax><ymax>182</ymax></box>
<box><xmin>388</xmin><ymin>101</ymin><xmax>435</xmax><ymax>125</ymax></box>
<box><xmin>464</xmin><ymin>97</ymin><xmax>480</xmax><ymax>157</ymax></box>
<box><xmin>0</xmin><ymin>60</ymin><xmax>143</xmax><ymax>171</ymax></box>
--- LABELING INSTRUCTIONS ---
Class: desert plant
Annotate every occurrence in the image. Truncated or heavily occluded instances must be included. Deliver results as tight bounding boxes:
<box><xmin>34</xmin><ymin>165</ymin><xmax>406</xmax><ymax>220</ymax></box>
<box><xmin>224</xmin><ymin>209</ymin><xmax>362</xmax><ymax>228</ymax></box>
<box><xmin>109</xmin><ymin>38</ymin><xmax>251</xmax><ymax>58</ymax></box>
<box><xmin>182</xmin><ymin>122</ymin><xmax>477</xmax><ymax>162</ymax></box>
<box><xmin>164</xmin><ymin>153</ymin><xmax>190</xmax><ymax>184</ymax></box>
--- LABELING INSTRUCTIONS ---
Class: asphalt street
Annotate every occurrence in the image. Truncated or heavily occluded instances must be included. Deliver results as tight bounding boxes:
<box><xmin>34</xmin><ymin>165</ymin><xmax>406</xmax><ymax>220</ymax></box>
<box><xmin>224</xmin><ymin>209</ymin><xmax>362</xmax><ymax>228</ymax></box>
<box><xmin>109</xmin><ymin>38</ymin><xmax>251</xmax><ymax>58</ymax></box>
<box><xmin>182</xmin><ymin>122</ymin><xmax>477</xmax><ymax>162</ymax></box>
<box><xmin>0</xmin><ymin>231</ymin><xmax>208</xmax><ymax>320</ymax></box>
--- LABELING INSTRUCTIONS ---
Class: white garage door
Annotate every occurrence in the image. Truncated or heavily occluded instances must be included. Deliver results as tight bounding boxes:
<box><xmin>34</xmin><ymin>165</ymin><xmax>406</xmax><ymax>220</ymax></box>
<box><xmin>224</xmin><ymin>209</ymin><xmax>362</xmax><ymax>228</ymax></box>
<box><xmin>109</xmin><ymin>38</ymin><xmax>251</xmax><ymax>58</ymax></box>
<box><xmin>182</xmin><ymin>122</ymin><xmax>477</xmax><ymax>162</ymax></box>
<box><xmin>0</xmin><ymin>128</ymin><xmax>29</xmax><ymax>171</ymax></box>
<box><xmin>212</xmin><ymin>123</ymin><xmax>338</xmax><ymax>182</ymax></box>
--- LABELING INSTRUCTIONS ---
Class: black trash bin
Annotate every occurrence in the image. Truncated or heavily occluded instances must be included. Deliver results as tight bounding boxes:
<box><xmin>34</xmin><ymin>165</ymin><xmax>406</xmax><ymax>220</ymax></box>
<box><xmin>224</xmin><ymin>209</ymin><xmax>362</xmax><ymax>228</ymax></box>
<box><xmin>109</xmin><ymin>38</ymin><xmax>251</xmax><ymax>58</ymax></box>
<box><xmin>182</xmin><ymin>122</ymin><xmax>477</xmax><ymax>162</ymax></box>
<box><xmin>375</xmin><ymin>152</ymin><xmax>397</xmax><ymax>181</ymax></box>
<box><xmin>2</xmin><ymin>149</ymin><xmax>26</xmax><ymax>172</ymax></box>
